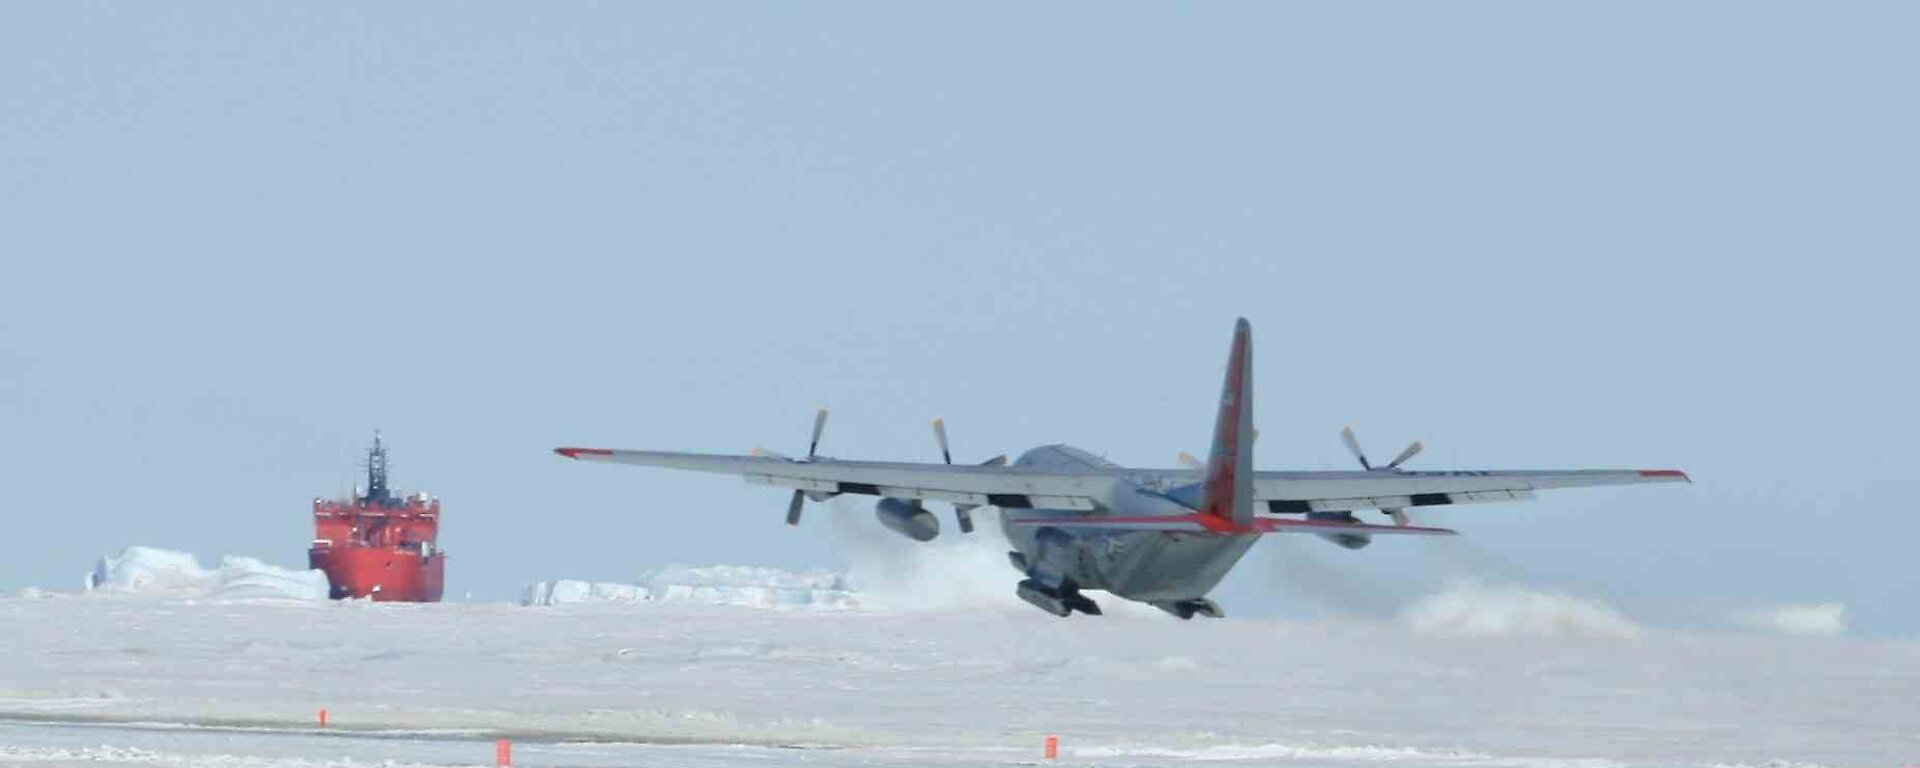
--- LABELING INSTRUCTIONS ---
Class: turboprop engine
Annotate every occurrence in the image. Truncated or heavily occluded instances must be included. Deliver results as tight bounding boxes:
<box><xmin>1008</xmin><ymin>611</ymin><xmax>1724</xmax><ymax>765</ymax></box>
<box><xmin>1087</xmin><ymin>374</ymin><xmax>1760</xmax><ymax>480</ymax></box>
<box><xmin>1318</xmin><ymin>532</ymin><xmax>1373</xmax><ymax>550</ymax></box>
<box><xmin>1309</xmin><ymin>512</ymin><xmax>1372</xmax><ymax>550</ymax></box>
<box><xmin>875</xmin><ymin>497</ymin><xmax>940</xmax><ymax>542</ymax></box>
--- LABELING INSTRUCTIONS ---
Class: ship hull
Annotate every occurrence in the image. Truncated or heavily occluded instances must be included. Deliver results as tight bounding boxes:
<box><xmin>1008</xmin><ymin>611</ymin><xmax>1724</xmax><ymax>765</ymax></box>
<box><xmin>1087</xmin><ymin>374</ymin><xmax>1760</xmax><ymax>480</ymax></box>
<box><xmin>309</xmin><ymin>546</ymin><xmax>445</xmax><ymax>602</ymax></box>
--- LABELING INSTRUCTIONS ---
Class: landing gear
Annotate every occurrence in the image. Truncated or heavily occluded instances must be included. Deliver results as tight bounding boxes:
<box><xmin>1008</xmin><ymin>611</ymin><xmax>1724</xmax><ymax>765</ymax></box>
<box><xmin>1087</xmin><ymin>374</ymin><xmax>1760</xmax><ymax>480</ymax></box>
<box><xmin>1016</xmin><ymin>580</ymin><xmax>1069</xmax><ymax>616</ymax></box>
<box><xmin>1063</xmin><ymin>591</ymin><xmax>1103</xmax><ymax>616</ymax></box>
<box><xmin>1016</xmin><ymin>579</ymin><xmax>1102</xmax><ymax>617</ymax></box>
<box><xmin>1154</xmin><ymin>598</ymin><xmax>1224</xmax><ymax>620</ymax></box>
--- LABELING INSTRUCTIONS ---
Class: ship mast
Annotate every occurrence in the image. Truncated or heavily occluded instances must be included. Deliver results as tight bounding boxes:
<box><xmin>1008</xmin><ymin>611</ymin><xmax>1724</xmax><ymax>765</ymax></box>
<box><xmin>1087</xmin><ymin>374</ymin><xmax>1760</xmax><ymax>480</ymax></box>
<box><xmin>366</xmin><ymin>430</ymin><xmax>392</xmax><ymax>505</ymax></box>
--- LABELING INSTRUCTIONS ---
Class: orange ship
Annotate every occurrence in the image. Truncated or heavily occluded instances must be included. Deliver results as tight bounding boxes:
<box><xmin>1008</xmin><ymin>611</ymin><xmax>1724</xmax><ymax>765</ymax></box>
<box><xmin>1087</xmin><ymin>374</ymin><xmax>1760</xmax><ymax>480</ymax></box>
<box><xmin>309</xmin><ymin>433</ymin><xmax>446</xmax><ymax>602</ymax></box>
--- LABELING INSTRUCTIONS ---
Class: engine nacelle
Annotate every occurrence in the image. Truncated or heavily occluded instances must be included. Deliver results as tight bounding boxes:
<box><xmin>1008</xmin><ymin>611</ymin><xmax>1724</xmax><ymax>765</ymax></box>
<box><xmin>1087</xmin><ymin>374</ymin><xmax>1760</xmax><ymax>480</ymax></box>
<box><xmin>875</xmin><ymin>497</ymin><xmax>940</xmax><ymax>542</ymax></box>
<box><xmin>1308</xmin><ymin>511</ymin><xmax>1371</xmax><ymax>550</ymax></box>
<box><xmin>1316</xmin><ymin>532</ymin><xmax>1373</xmax><ymax>550</ymax></box>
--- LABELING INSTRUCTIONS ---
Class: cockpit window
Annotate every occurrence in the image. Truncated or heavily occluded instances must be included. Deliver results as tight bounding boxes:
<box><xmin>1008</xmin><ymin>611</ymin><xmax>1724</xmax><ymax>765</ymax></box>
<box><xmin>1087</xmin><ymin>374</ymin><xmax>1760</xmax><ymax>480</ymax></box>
<box><xmin>1016</xmin><ymin>444</ymin><xmax>1120</xmax><ymax>470</ymax></box>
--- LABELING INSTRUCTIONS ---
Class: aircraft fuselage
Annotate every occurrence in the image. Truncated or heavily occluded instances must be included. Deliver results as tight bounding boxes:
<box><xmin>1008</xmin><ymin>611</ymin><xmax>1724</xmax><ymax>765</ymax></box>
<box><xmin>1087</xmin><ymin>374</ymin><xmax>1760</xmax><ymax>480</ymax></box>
<box><xmin>999</xmin><ymin>444</ymin><xmax>1257</xmax><ymax>609</ymax></box>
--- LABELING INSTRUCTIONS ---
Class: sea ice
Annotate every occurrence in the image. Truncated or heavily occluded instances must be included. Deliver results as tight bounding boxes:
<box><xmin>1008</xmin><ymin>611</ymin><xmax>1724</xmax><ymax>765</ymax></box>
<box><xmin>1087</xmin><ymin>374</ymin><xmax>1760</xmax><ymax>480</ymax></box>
<box><xmin>522</xmin><ymin>564</ymin><xmax>861</xmax><ymax>609</ymax></box>
<box><xmin>85</xmin><ymin>545</ymin><xmax>328</xmax><ymax>602</ymax></box>
<box><xmin>1399</xmin><ymin>577</ymin><xmax>1644</xmax><ymax>639</ymax></box>
<box><xmin>1734</xmin><ymin>602</ymin><xmax>1849</xmax><ymax>637</ymax></box>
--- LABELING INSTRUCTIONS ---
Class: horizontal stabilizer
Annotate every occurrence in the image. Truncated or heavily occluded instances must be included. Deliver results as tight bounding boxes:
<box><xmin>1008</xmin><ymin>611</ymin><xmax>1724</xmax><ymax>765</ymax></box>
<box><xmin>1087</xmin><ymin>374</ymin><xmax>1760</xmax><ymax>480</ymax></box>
<box><xmin>1254</xmin><ymin>517</ymin><xmax>1455</xmax><ymax>536</ymax></box>
<box><xmin>1005</xmin><ymin>514</ymin><xmax>1456</xmax><ymax>537</ymax></box>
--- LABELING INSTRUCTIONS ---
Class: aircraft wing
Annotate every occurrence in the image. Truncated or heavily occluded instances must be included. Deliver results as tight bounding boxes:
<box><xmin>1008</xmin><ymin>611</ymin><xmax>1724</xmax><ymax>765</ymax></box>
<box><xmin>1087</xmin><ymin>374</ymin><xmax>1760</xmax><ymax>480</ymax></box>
<box><xmin>557</xmin><ymin>447</ymin><xmax>1687</xmax><ymax>516</ymax></box>
<box><xmin>553</xmin><ymin>448</ymin><xmax>1112</xmax><ymax>510</ymax></box>
<box><xmin>1250</xmin><ymin>468</ymin><xmax>1690</xmax><ymax>514</ymax></box>
<box><xmin>994</xmin><ymin>469</ymin><xmax>1686</xmax><ymax>535</ymax></box>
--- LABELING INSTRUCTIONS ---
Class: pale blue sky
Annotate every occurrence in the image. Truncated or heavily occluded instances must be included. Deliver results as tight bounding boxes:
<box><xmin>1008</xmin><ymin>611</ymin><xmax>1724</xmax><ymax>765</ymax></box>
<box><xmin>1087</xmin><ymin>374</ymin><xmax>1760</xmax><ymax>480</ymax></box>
<box><xmin>3</xmin><ymin>4</ymin><xmax>1914</xmax><ymax>633</ymax></box>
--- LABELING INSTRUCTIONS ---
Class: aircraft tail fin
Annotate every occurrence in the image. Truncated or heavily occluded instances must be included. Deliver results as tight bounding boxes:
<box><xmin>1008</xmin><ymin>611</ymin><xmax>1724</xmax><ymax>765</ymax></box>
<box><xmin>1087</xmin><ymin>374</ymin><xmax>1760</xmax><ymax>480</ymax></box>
<box><xmin>1198</xmin><ymin>318</ymin><xmax>1255</xmax><ymax>526</ymax></box>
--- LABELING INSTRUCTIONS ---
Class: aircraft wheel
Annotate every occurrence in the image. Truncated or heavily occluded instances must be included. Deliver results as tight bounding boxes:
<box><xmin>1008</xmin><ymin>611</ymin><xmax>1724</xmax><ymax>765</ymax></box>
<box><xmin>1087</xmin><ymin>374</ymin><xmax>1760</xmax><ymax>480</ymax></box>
<box><xmin>1064</xmin><ymin>592</ymin><xmax>1103</xmax><ymax>616</ymax></box>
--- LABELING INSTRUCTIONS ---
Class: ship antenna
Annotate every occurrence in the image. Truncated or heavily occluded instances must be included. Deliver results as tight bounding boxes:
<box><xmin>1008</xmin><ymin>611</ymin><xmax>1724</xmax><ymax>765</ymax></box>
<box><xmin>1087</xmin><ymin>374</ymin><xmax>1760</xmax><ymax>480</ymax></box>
<box><xmin>367</xmin><ymin>430</ymin><xmax>391</xmax><ymax>504</ymax></box>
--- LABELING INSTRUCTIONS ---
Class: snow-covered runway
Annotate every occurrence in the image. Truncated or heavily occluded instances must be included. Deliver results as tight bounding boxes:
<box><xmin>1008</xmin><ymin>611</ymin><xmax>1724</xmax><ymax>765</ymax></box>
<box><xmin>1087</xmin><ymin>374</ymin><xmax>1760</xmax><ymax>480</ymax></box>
<box><xmin>2</xmin><ymin>594</ymin><xmax>1914</xmax><ymax>767</ymax></box>
<box><xmin>0</xmin><ymin>719</ymin><xmax>1034</xmax><ymax>768</ymax></box>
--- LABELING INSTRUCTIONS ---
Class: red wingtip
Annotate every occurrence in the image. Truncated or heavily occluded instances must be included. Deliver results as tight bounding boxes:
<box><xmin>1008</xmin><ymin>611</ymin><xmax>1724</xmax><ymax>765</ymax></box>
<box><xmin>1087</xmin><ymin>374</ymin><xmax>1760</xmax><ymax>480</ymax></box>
<box><xmin>1639</xmin><ymin>469</ymin><xmax>1691</xmax><ymax>482</ymax></box>
<box><xmin>554</xmin><ymin>447</ymin><xmax>613</xmax><ymax>459</ymax></box>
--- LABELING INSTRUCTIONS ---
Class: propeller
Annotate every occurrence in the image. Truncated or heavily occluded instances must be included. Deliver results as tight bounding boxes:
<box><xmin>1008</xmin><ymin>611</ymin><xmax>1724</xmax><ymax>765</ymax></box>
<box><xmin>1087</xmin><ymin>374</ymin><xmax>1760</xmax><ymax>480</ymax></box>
<box><xmin>1340</xmin><ymin>426</ymin><xmax>1422</xmax><ymax>471</ymax></box>
<box><xmin>1339</xmin><ymin>426</ymin><xmax>1424</xmax><ymax>526</ymax></box>
<box><xmin>776</xmin><ymin>409</ymin><xmax>829</xmax><ymax>526</ymax></box>
<box><xmin>932</xmin><ymin>418</ymin><xmax>1005</xmax><ymax>534</ymax></box>
<box><xmin>932</xmin><ymin>418</ymin><xmax>956</xmax><ymax>465</ymax></box>
<box><xmin>1180</xmin><ymin>429</ymin><xmax>1258</xmax><ymax>471</ymax></box>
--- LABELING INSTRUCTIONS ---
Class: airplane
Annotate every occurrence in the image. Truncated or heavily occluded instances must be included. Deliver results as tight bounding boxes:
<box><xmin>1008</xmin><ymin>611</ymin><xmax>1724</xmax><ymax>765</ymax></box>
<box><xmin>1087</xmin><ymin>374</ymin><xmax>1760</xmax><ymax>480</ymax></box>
<box><xmin>554</xmin><ymin>318</ymin><xmax>1688</xmax><ymax>619</ymax></box>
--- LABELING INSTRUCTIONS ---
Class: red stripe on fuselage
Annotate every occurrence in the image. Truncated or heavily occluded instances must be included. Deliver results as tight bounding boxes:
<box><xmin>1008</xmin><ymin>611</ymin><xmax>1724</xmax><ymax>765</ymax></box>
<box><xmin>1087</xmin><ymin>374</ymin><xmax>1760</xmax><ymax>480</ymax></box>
<box><xmin>554</xmin><ymin>447</ymin><xmax>614</xmax><ymax>459</ymax></box>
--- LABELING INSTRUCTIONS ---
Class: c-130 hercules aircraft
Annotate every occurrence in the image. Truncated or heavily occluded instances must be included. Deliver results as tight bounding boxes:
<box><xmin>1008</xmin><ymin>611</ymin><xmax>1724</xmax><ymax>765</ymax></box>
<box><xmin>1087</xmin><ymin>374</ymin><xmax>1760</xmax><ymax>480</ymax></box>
<box><xmin>557</xmin><ymin>319</ymin><xmax>1687</xmax><ymax>619</ymax></box>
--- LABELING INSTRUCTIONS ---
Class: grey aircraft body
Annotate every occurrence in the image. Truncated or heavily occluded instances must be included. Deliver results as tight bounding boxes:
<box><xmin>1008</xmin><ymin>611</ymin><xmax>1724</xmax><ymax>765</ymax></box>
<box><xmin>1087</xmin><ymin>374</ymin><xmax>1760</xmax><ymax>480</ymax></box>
<box><xmin>557</xmin><ymin>319</ymin><xmax>1688</xmax><ymax>618</ymax></box>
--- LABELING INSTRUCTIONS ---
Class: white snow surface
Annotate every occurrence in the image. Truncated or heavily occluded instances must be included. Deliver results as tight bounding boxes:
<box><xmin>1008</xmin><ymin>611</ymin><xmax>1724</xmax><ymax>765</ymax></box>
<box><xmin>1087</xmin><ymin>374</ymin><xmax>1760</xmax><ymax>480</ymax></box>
<box><xmin>85</xmin><ymin>546</ymin><xmax>328</xmax><ymax>602</ymax></box>
<box><xmin>522</xmin><ymin>564</ymin><xmax>861</xmax><ymax>609</ymax></box>
<box><xmin>1</xmin><ymin>595</ymin><xmax>1915</xmax><ymax>768</ymax></box>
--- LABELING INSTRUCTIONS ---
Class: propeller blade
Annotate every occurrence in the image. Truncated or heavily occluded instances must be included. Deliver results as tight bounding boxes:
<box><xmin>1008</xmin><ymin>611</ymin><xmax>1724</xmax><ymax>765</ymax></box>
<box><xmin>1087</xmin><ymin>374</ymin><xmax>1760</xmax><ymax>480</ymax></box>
<box><xmin>1340</xmin><ymin>426</ymin><xmax>1372</xmax><ymax>470</ymax></box>
<box><xmin>932</xmin><ymin>418</ymin><xmax>953</xmax><ymax>464</ymax></box>
<box><xmin>1178</xmin><ymin>451</ymin><xmax>1204</xmax><ymax>471</ymax></box>
<box><xmin>786</xmin><ymin>489</ymin><xmax>806</xmax><ymax>526</ymax></box>
<box><xmin>932</xmin><ymin>418</ymin><xmax>986</xmax><ymax>533</ymax></box>
<box><xmin>807</xmin><ymin>409</ymin><xmax>828</xmax><ymax>459</ymax></box>
<box><xmin>1386</xmin><ymin>440</ymin><xmax>1424</xmax><ymax>469</ymax></box>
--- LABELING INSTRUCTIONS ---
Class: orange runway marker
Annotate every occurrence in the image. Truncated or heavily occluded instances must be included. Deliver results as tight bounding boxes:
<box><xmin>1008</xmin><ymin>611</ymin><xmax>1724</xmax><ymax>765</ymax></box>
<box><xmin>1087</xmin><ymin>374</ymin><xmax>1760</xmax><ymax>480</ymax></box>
<box><xmin>1045</xmin><ymin>734</ymin><xmax>1059</xmax><ymax>761</ymax></box>
<box><xmin>495</xmin><ymin>738</ymin><xmax>512</xmax><ymax>767</ymax></box>
<box><xmin>317</xmin><ymin>708</ymin><xmax>328</xmax><ymax>728</ymax></box>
